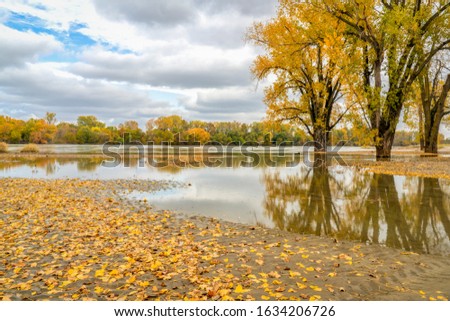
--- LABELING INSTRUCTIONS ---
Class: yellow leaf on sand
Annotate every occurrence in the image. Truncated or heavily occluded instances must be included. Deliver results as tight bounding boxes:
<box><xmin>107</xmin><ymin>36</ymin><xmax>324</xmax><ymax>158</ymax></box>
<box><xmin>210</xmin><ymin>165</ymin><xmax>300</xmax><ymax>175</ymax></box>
<box><xmin>94</xmin><ymin>286</ymin><xmax>103</xmax><ymax>294</ymax></box>
<box><xmin>151</xmin><ymin>260</ymin><xmax>162</xmax><ymax>271</ymax></box>
<box><xmin>68</xmin><ymin>269</ymin><xmax>78</xmax><ymax>277</ymax></box>
<box><xmin>261</xmin><ymin>295</ymin><xmax>270</xmax><ymax>300</ymax></box>
<box><xmin>289</xmin><ymin>271</ymin><xmax>300</xmax><ymax>277</ymax></box>
<box><xmin>60</xmin><ymin>280</ymin><xmax>72</xmax><ymax>287</ymax></box>
<box><xmin>296</xmin><ymin>282</ymin><xmax>307</xmax><ymax>290</ymax></box>
<box><xmin>19</xmin><ymin>283</ymin><xmax>32</xmax><ymax>291</ymax></box>
<box><xmin>234</xmin><ymin>284</ymin><xmax>250</xmax><ymax>294</ymax></box>
<box><xmin>109</xmin><ymin>269</ymin><xmax>120</xmax><ymax>276</ymax></box>
<box><xmin>328</xmin><ymin>272</ymin><xmax>337</xmax><ymax>277</ymax></box>
<box><xmin>139</xmin><ymin>281</ymin><xmax>150</xmax><ymax>287</ymax></box>
<box><xmin>218</xmin><ymin>289</ymin><xmax>230</xmax><ymax>297</ymax></box>
<box><xmin>126</xmin><ymin>275</ymin><xmax>136</xmax><ymax>284</ymax></box>
<box><xmin>305</xmin><ymin>267</ymin><xmax>315</xmax><ymax>272</ymax></box>
<box><xmin>309</xmin><ymin>295</ymin><xmax>322</xmax><ymax>301</ymax></box>
<box><xmin>268</xmin><ymin>271</ymin><xmax>280</xmax><ymax>278</ymax></box>
<box><xmin>95</xmin><ymin>269</ymin><xmax>105</xmax><ymax>278</ymax></box>
<box><xmin>309</xmin><ymin>285</ymin><xmax>322</xmax><ymax>292</ymax></box>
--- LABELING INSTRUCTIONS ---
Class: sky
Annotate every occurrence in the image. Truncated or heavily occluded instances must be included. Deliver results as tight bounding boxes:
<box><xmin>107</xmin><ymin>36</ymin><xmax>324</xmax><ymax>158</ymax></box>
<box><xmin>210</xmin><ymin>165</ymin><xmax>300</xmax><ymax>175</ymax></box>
<box><xmin>0</xmin><ymin>0</ymin><xmax>278</xmax><ymax>126</ymax></box>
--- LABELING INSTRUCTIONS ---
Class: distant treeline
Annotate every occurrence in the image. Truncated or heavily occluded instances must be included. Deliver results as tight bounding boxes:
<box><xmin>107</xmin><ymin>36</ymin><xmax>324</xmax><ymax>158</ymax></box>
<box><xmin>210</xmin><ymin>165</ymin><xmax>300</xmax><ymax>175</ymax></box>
<box><xmin>0</xmin><ymin>113</ymin><xmax>439</xmax><ymax>146</ymax></box>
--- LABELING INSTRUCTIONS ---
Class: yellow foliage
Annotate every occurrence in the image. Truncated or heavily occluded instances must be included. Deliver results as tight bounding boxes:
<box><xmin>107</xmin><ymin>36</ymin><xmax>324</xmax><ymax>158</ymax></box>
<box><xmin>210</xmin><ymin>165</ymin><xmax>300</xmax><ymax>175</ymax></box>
<box><xmin>95</xmin><ymin>269</ymin><xmax>105</xmax><ymax>278</ymax></box>
<box><xmin>20</xmin><ymin>144</ymin><xmax>39</xmax><ymax>153</ymax></box>
<box><xmin>234</xmin><ymin>284</ymin><xmax>250</xmax><ymax>294</ymax></box>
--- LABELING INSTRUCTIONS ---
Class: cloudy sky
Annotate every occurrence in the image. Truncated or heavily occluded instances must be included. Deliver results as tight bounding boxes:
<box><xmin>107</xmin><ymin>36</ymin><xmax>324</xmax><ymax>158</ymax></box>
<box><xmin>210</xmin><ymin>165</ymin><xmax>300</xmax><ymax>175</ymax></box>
<box><xmin>0</xmin><ymin>0</ymin><xmax>278</xmax><ymax>126</ymax></box>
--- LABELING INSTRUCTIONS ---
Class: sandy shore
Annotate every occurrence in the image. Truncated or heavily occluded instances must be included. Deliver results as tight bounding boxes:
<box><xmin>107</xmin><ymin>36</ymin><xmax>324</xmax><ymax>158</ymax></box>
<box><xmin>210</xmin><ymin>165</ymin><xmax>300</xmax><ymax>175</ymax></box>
<box><xmin>1</xmin><ymin>178</ymin><xmax>449</xmax><ymax>301</ymax></box>
<box><xmin>348</xmin><ymin>157</ymin><xmax>450</xmax><ymax>180</ymax></box>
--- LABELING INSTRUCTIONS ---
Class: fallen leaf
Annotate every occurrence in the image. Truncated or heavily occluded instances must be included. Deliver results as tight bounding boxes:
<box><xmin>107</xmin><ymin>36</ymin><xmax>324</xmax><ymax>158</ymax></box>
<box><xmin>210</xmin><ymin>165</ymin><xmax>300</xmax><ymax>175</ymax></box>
<box><xmin>268</xmin><ymin>271</ymin><xmax>280</xmax><ymax>278</ymax></box>
<box><xmin>234</xmin><ymin>284</ymin><xmax>250</xmax><ymax>294</ymax></box>
<box><xmin>95</xmin><ymin>269</ymin><xmax>105</xmax><ymax>278</ymax></box>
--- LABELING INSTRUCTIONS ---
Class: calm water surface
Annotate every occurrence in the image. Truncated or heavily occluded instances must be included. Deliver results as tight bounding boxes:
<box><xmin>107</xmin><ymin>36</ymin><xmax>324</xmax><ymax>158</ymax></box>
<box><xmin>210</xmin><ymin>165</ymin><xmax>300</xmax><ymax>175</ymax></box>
<box><xmin>1</xmin><ymin>154</ymin><xmax>449</xmax><ymax>256</ymax></box>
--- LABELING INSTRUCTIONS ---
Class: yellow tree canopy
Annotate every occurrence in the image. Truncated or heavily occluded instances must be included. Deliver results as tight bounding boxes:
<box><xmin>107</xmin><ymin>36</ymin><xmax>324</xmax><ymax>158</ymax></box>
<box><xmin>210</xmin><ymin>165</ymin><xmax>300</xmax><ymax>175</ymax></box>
<box><xmin>247</xmin><ymin>0</ymin><xmax>356</xmax><ymax>147</ymax></box>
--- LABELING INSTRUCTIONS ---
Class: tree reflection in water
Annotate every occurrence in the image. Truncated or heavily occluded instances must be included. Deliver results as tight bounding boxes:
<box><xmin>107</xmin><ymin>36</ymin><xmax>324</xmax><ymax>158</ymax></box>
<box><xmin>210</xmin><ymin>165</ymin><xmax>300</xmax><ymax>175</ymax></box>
<box><xmin>1</xmin><ymin>154</ymin><xmax>449</xmax><ymax>254</ymax></box>
<box><xmin>263</xmin><ymin>154</ymin><xmax>450</xmax><ymax>255</ymax></box>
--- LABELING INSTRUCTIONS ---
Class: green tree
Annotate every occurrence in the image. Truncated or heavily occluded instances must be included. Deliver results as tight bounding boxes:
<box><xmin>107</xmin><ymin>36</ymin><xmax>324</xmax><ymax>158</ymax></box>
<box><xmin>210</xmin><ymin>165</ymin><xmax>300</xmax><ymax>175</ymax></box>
<box><xmin>45</xmin><ymin>112</ymin><xmax>57</xmax><ymax>125</ymax></box>
<box><xmin>118</xmin><ymin>120</ymin><xmax>145</xmax><ymax>143</ymax></box>
<box><xmin>77</xmin><ymin>115</ymin><xmax>105</xmax><ymax>128</ymax></box>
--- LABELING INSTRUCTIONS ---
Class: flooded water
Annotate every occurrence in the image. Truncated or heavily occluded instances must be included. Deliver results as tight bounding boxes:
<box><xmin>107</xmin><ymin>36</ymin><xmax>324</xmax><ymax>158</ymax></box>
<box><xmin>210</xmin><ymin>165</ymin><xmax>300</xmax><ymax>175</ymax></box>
<box><xmin>4</xmin><ymin>144</ymin><xmax>375</xmax><ymax>155</ymax></box>
<box><xmin>1</xmin><ymin>154</ymin><xmax>449</xmax><ymax>255</ymax></box>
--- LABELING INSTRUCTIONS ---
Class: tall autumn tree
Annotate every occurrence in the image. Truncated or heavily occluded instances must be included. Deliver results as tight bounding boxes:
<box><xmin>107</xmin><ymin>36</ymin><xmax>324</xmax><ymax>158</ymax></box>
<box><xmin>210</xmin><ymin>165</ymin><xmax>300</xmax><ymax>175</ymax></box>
<box><xmin>417</xmin><ymin>56</ymin><xmax>450</xmax><ymax>153</ymax></box>
<box><xmin>319</xmin><ymin>0</ymin><xmax>450</xmax><ymax>158</ymax></box>
<box><xmin>247</xmin><ymin>0</ymin><xmax>354</xmax><ymax>151</ymax></box>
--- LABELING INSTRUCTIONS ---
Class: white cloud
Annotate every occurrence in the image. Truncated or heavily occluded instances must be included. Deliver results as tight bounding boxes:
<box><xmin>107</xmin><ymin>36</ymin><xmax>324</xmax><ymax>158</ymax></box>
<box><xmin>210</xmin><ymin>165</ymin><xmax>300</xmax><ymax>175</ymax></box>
<box><xmin>179</xmin><ymin>86</ymin><xmax>266</xmax><ymax>122</ymax></box>
<box><xmin>93</xmin><ymin>0</ymin><xmax>199</xmax><ymax>27</ymax></box>
<box><xmin>69</xmin><ymin>44</ymin><xmax>255</xmax><ymax>88</ymax></box>
<box><xmin>0</xmin><ymin>63</ymin><xmax>182</xmax><ymax>123</ymax></box>
<box><xmin>0</xmin><ymin>0</ymin><xmax>279</xmax><ymax>124</ymax></box>
<box><xmin>0</xmin><ymin>24</ymin><xmax>61</xmax><ymax>68</ymax></box>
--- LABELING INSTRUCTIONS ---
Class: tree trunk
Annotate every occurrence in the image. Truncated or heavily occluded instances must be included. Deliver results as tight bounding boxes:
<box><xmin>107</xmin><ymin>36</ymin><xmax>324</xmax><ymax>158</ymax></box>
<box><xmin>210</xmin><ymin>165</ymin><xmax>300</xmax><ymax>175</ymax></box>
<box><xmin>421</xmin><ymin>74</ymin><xmax>450</xmax><ymax>154</ymax></box>
<box><xmin>424</xmin><ymin>130</ymin><xmax>439</xmax><ymax>154</ymax></box>
<box><xmin>423</xmin><ymin>104</ymin><xmax>445</xmax><ymax>154</ymax></box>
<box><xmin>375</xmin><ymin>120</ymin><xmax>397</xmax><ymax>159</ymax></box>
<box><xmin>373</xmin><ymin>88</ymin><xmax>404</xmax><ymax>159</ymax></box>
<box><xmin>418</xmin><ymin>103</ymin><xmax>425</xmax><ymax>151</ymax></box>
<box><xmin>313</xmin><ymin>128</ymin><xmax>329</xmax><ymax>152</ymax></box>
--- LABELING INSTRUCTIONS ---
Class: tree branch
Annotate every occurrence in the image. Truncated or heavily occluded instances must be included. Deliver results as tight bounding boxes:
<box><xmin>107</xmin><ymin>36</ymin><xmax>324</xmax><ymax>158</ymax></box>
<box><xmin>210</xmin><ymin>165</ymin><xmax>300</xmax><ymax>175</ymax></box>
<box><xmin>421</xmin><ymin>2</ymin><xmax>450</xmax><ymax>33</ymax></box>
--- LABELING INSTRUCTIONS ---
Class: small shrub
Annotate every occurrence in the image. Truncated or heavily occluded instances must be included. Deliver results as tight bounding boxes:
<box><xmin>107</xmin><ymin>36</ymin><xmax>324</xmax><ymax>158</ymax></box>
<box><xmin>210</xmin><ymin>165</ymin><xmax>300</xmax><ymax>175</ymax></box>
<box><xmin>0</xmin><ymin>142</ymin><xmax>7</xmax><ymax>153</ymax></box>
<box><xmin>21</xmin><ymin>144</ymin><xmax>39</xmax><ymax>153</ymax></box>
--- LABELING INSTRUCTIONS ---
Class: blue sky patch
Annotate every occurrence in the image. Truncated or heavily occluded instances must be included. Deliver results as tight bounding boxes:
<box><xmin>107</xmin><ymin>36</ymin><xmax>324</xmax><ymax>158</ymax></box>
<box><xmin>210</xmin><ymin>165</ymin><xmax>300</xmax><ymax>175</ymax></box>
<box><xmin>4</xmin><ymin>11</ymin><xmax>96</xmax><ymax>56</ymax></box>
<box><xmin>65</xmin><ymin>22</ymin><xmax>96</xmax><ymax>48</ymax></box>
<box><xmin>148</xmin><ymin>90</ymin><xmax>181</xmax><ymax>106</ymax></box>
<box><xmin>4</xmin><ymin>11</ymin><xmax>50</xmax><ymax>34</ymax></box>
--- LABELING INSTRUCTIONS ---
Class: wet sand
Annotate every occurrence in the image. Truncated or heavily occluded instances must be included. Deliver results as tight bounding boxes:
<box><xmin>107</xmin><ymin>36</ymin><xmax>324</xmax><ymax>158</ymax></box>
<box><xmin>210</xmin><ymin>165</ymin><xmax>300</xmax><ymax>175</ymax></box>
<box><xmin>348</xmin><ymin>157</ymin><xmax>450</xmax><ymax>180</ymax></box>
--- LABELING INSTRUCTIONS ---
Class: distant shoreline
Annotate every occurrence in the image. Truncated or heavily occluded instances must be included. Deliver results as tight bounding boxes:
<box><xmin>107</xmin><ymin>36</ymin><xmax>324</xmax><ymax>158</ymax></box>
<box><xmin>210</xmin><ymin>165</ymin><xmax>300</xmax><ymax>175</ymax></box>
<box><xmin>1</xmin><ymin>144</ymin><xmax>449</xmax><ymax>156</ymax></box>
